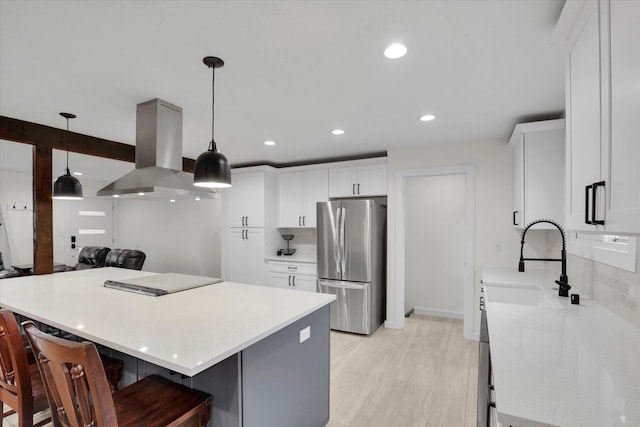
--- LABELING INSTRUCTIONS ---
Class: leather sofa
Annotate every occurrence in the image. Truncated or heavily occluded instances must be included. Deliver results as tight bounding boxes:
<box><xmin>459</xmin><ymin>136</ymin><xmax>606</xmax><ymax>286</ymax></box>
<box><xmin>104</xmin><ymin>249</ymin><xmax>146</xmax><ymax>271</ymax></box>
<box><xmin>74</xmin><ymin>246</ymin><xmax>111</xmax><ymax>270</ymax></box>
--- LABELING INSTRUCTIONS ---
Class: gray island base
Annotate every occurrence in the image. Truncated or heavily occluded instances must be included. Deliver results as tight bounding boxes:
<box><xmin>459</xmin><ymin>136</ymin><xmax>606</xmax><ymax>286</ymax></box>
<box><xmin>110</xmin><ymin>304</ymin><xmax>329</xmax><ymax>427</ymax></box>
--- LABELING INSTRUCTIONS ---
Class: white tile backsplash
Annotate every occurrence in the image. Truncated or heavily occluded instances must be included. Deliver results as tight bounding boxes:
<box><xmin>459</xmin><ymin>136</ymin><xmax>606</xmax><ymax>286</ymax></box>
<box><xmin>546</xmin><ymin>231</ymin><xmax>640</xmax><ymax>329</ymax></box>
<box><xmin>276</xmin><ymin>228</ymin><xmax>317</xmax><ymax>259</ymax></box>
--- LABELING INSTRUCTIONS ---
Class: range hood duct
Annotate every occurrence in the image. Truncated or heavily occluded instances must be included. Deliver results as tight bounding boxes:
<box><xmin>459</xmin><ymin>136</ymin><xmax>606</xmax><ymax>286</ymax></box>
<box><xmin>97</xmin><ymin>98</ymin><xmax>217</xmax><ymax>200</ymax></box>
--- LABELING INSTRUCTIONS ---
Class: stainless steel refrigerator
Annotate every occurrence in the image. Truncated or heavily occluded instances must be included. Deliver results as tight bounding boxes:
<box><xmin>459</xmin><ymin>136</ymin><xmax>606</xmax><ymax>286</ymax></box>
<box><xmin>316</xmin><ymin>199</ymin><xmax>386</xmax><ymax>335</ymax></box>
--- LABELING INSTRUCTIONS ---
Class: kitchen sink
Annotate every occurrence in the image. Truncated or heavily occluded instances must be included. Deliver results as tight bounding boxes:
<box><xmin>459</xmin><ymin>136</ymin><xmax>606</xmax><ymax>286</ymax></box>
<box><xmin>484</xmin><ymin>285</ymin><xmax>564</xmax><ymax>308</ymax></box>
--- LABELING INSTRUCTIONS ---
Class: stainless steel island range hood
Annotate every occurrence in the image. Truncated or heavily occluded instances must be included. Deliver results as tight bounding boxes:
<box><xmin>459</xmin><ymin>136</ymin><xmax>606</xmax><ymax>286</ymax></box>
<box><xmin>97</xmin><ymin>98</ymin><xmax>217</xmax><ymax>200</ymax></box>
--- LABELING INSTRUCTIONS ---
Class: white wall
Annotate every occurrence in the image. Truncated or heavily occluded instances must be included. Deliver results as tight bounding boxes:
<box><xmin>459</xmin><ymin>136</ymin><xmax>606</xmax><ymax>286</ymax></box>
<box><xmin>0</xmin><ymin>169</ymin><xmax>33</xmax><ymax>265</ymax></box>
<box><xmin>115</xmin><ymin>197</ymin><xmax>222</xmax><ymax>277</ymax></box>
<box><xmin>405</xmin><ymin>174</ymin><xmax>465</xmax><ymax>317</ymax></box>
<box><xmin>387</xmin><ymin>139</ymin><xmax>548</xmax><ymax>336</ymax></box>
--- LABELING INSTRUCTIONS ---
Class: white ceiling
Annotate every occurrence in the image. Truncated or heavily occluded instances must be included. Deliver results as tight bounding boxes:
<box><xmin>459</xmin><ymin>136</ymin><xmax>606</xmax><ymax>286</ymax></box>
<box><xmin>0</xmin><ymin>0</ymin><xmax>565</xmax><ymax>168</ymax></box>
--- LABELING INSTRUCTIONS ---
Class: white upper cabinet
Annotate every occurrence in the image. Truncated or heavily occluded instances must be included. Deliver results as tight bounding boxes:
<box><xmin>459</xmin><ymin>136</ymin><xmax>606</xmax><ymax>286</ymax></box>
<box><xmin>510</xmin><ymin>120</ymin><xmax>565</xmax><ymax>229</ymax></box>
<box><xmin>228</xmin><ymin>172</ymin><xmax>266</xmax><ymax>227</ymax></box>
<box><xmin>559</xmin><ymin>0</ymin><xmax>640</xmax><ymax>233</ymax></box>
<box><xmin>604</xmin><ymin>0</ymin><xmax>640</xmax><ymax>233</ymax></box>
<box><xmin>565</xmin><ymin>0</ymin><xmax>603</xmax><ymax>230</ymax></box>
<box><xmin>278</xmin><ymin>169</ymin><xmax>328</xmax><ymax>228</ymax></box>
<box><xmin>328</xmin><ymin>162</ymin><xmax>387</xmax><ymax>198</ymax></box>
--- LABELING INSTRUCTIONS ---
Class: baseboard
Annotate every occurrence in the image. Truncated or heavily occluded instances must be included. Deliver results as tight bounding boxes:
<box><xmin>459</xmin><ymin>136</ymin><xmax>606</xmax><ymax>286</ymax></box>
<box><xmin>384</xmin><ymin>319</ymin><xmax>404</xmax><ymax>330</ymax></box>
<box><xmin>413</xmin><ymin>307</ymin><xmax>464</xmax><ymax>320</ymax></box>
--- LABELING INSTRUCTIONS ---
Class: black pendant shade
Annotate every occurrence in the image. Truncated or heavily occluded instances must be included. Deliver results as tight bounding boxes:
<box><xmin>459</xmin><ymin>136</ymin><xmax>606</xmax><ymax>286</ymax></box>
<box><xmin>53</xmin><ymin>169</ymin><xmax>83</xmax><ymax>200</ymax></box>
<box><xmin>193</xmin><ymin>145</ymin><xmax>232</xmax><ymax>188</ymax></box>
<box><xmin>193</xmin><ymin>56</ymin><xmax>232</xmax><ymax>188</ymax></box>
<box><xmin>53</xmin><ymin>112</ymin><xmax>83</xmax><ymax>200</ymax></box>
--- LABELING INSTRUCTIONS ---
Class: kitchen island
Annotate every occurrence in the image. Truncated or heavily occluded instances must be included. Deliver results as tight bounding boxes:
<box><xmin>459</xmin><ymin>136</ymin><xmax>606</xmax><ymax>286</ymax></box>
<box><xmin>0</xmin><ymin>267</ymin><xmax>335</xmax><ymax>427</ymax></box>
<box><xmin>482</xmin><ymin>268</ymin><xmax>640</xmax><ymax>427</ymax></box>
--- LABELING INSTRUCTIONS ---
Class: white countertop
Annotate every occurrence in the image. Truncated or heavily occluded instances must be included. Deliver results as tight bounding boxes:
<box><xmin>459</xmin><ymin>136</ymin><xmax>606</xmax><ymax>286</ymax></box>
<box><xmin>0</xmin><ymin>268</ymin><xmax>334</xmax><ymax>377</ymax></box>
<box><xmin>265</xmin><ymin>255</ymin><xmax>317</xmax><ymax>263</ymax></box>
<box><xmin>482</xmin><ymin>268</ymin><xmax>640</xmax><ymax>427</ymax></box>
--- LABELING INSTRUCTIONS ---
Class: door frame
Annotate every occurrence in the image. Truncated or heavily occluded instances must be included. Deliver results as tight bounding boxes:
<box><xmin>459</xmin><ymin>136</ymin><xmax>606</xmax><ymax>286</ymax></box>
<box><xmin>387</xmin><ymin>165</ymin><xmax>476</xmax><ymax>340</ymax></box>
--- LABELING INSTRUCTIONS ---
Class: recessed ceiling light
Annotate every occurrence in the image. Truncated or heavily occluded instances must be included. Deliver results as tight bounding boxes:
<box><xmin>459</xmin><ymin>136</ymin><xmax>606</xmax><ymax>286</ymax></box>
<box><xmin>170</xmin><ymin>199</ymin><xmax>176</xmax><ymax>203</ymax></box>
<box><xmin>137</xmin><ymin>192</ymin><xmax>145</xmax><ymax>196</ymax></box>
<box><xmin>331</xmin><ymin>129</ymin><xmax>345</xmax><ymax>135</ymax></box>
<box><xmin>113</xmin><ymin>194</ymin><xmax>120</xmax><ymax>198</ymax></box>
<box><xmin>195</xmin><ymin>197</ymin><xmax>201</xmax><ymax>201</ymax></box>
<box><xmin>264</xmin><ymin>140</ymin><xmax>276</xmax><ymax>146</ymax></box>
<box><xmin>419</xmin><ymin>114</ymin><xmax>436</xmax><ymax>122</ymax></box>
<box><xmin>73</xmin><ymin>172</ymin><xmax>83</xmax><ymax>176</ymax></box>
<box><xmin>384</xmin><ymin>43</ymin><xmax>407</xmax><ymax>59</ymax></box>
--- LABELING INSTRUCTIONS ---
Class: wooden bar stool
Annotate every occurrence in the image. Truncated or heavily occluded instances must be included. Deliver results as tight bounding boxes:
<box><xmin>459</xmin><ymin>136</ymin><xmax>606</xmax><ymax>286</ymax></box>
<box><xmin>23</xmin><ymin>321</ymin><xmax>212</xmax><ymax>427</ymax></box>
<box><xmin>0</xmin><ymin>310</ymin><xmax>51</xmax><ymax>427</ymax></box>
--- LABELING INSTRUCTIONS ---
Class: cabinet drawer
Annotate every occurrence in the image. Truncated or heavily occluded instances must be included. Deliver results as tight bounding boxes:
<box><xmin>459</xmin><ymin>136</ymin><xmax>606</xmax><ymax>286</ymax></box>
<box><xmin>268</xmin><ymin>261</ymin><xmax>316</xmax><ymax>276</ymax></box>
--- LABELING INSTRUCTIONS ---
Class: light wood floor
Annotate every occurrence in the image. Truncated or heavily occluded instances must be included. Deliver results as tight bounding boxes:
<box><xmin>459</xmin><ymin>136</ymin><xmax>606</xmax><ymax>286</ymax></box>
<box><xmin>328</xmin><ymin>315</ymin><xmax>478</xmax><ymax>427</ymax></box>
<box><xmin>2</xmin><ymin>315</ymin><xmax>477</xmax><ymax>427</ymax></box>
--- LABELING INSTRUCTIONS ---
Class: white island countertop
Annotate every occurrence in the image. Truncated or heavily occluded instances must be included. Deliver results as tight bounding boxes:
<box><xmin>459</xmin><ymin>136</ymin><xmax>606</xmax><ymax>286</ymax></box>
<box><xmin>482</xmin><ymin>268</ymin><xmax>640</xmax><ymax>427</ymax></box>
<box><xmin>0</xmin><ymin>268</ymin><xmax>334</xmax><ymax>377</ymax></box>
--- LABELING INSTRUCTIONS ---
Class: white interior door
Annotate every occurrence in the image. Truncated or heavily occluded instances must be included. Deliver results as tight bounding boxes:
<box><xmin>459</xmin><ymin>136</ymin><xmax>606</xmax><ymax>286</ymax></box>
<box><xmin>64</xmin><ymin>198</ymin><xmax>114</xmax><ymax>266</ymax></box>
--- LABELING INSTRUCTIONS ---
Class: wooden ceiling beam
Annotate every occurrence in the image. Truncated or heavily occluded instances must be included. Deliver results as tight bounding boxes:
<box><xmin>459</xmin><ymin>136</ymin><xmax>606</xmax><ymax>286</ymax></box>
<box><xmin>0</xmin><ymin>115</ymin><xmax>196</xmax><ymax>172</ymax></box>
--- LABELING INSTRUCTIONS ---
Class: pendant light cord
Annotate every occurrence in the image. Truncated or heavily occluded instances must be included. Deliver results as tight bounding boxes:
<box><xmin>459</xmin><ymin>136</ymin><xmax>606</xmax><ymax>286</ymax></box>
<box><xmin>210</xmin><ymin>64</ymin><xmax>216</xmax><ymax>152</ymax></box>
<box><xmin>65</xmin><ymin>117</ymin><xmax>70</xmax><ymax>174</ymax></box>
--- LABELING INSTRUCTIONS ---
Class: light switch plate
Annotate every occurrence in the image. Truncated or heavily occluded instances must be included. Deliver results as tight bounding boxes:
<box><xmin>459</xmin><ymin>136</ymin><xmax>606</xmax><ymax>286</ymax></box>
<box><xmin>299</xmin><ymin>326</ymin><xmax>310</xmax><ymax>343</ymax></box>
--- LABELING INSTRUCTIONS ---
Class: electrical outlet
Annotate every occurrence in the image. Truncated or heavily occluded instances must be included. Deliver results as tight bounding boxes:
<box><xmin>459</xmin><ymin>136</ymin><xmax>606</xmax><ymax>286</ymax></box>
<box><xmin>299</xmin><ymin>326</ymin><xmax>310</xmax><ymax>343</ymax></box>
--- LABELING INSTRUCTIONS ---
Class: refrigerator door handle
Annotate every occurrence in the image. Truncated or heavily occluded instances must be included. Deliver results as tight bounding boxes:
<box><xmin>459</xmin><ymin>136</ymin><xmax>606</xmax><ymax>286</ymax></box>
<box><xmin>339</xmin><ymin>207</ymin><xmax>346</xmax><ymax>276</ymax></box>
<box><xmin>334</xmin><ymin>206</ymin><xmax>342</xmax><ymax>277</ymax></box>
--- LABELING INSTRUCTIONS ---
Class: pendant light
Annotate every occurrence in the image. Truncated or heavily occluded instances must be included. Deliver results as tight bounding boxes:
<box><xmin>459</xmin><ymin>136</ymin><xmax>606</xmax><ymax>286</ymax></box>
<box><xmin>53</xmin><ymin>112</ymin><xmax>83</xmax><ymax>200</ymax></box>
<box><xmin>193</xmin><ymin>56</ymin><xmax>232</xmax><ymax>188</ymax></box>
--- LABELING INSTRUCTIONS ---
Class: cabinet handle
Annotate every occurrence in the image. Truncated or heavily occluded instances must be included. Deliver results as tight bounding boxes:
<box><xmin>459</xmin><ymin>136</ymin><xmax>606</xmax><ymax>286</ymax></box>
<box><xmin>303</xmin><ymin>216</ymin><xmax>306</xmax><ymax>226</ymax></box>
<box><xmin>357</xmin><ymin>183</ymin><xmax>360</xmax><ymax>194</ymax></box>
<box><xmin>288</xmin><ymin>275</ymin><xmax>292</xmax><ymax>286</ymax></box>
<box><xmin>512</xmin><ymin>211</ymin><xmax>518</xmax><ymax>226</ymax></box>
<box><xmin>292</xmin><ymin>276</ymin><xmax>296</xmax><ymax>287</ymax></box>
<box><xmin>299</xmin><ymin>216</ymin><xmax>302</xmax><ymax>226</ymax></box>
<box><xmin>585</xmin><ymin>185</ymin><xmax>593</xmax><ymax>225</ymax></box>
<box><xmin>592</xmin><ymin>181</ymin><xmax>606</xmax><ymax>225</ymax></box>
<box><xmin>246</xmin><ymin>216</ymin><xmax>249</xmax><ymax>226</ymax></box>
<box><xmin>288</xmin><ymin>266</ymin><xmax>297</xmax><ymax>270</ymax></box>
<box><xmin>352</xmin><ymin>183</ymin><xmax>356</xmax><ymax>195</ymax></box>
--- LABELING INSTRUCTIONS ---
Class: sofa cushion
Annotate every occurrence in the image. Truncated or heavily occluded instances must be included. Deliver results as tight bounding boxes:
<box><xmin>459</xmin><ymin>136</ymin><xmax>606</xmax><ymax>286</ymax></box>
<box><xmin>104</xmin><ymin>249</ymin><xmax>146</xmax><ymax>271</ymax></box>
<box><xmin>74</xmin><ymin>246</ymin><xmax>111</xmax><ymax>270</ymax></box>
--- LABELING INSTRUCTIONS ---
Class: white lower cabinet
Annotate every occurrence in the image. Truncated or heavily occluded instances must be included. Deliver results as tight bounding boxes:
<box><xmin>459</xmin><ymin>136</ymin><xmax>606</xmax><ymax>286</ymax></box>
<box><xmin>267</xmin><ymin>261</ymin><xmax>317</xmax><ymax>292</ymax></box>
<box><xmin>227</xmin><ymin>228</ymin><xmax>266</xmax><ymax>285</ymax></box>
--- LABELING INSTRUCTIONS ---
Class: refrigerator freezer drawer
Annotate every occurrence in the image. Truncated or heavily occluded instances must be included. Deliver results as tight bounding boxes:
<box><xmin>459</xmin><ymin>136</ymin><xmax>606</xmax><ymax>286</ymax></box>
<box><xmin>317</xmin><ymin>279</ymin><xmax>378</xmax><ymax>335</ymax></box>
